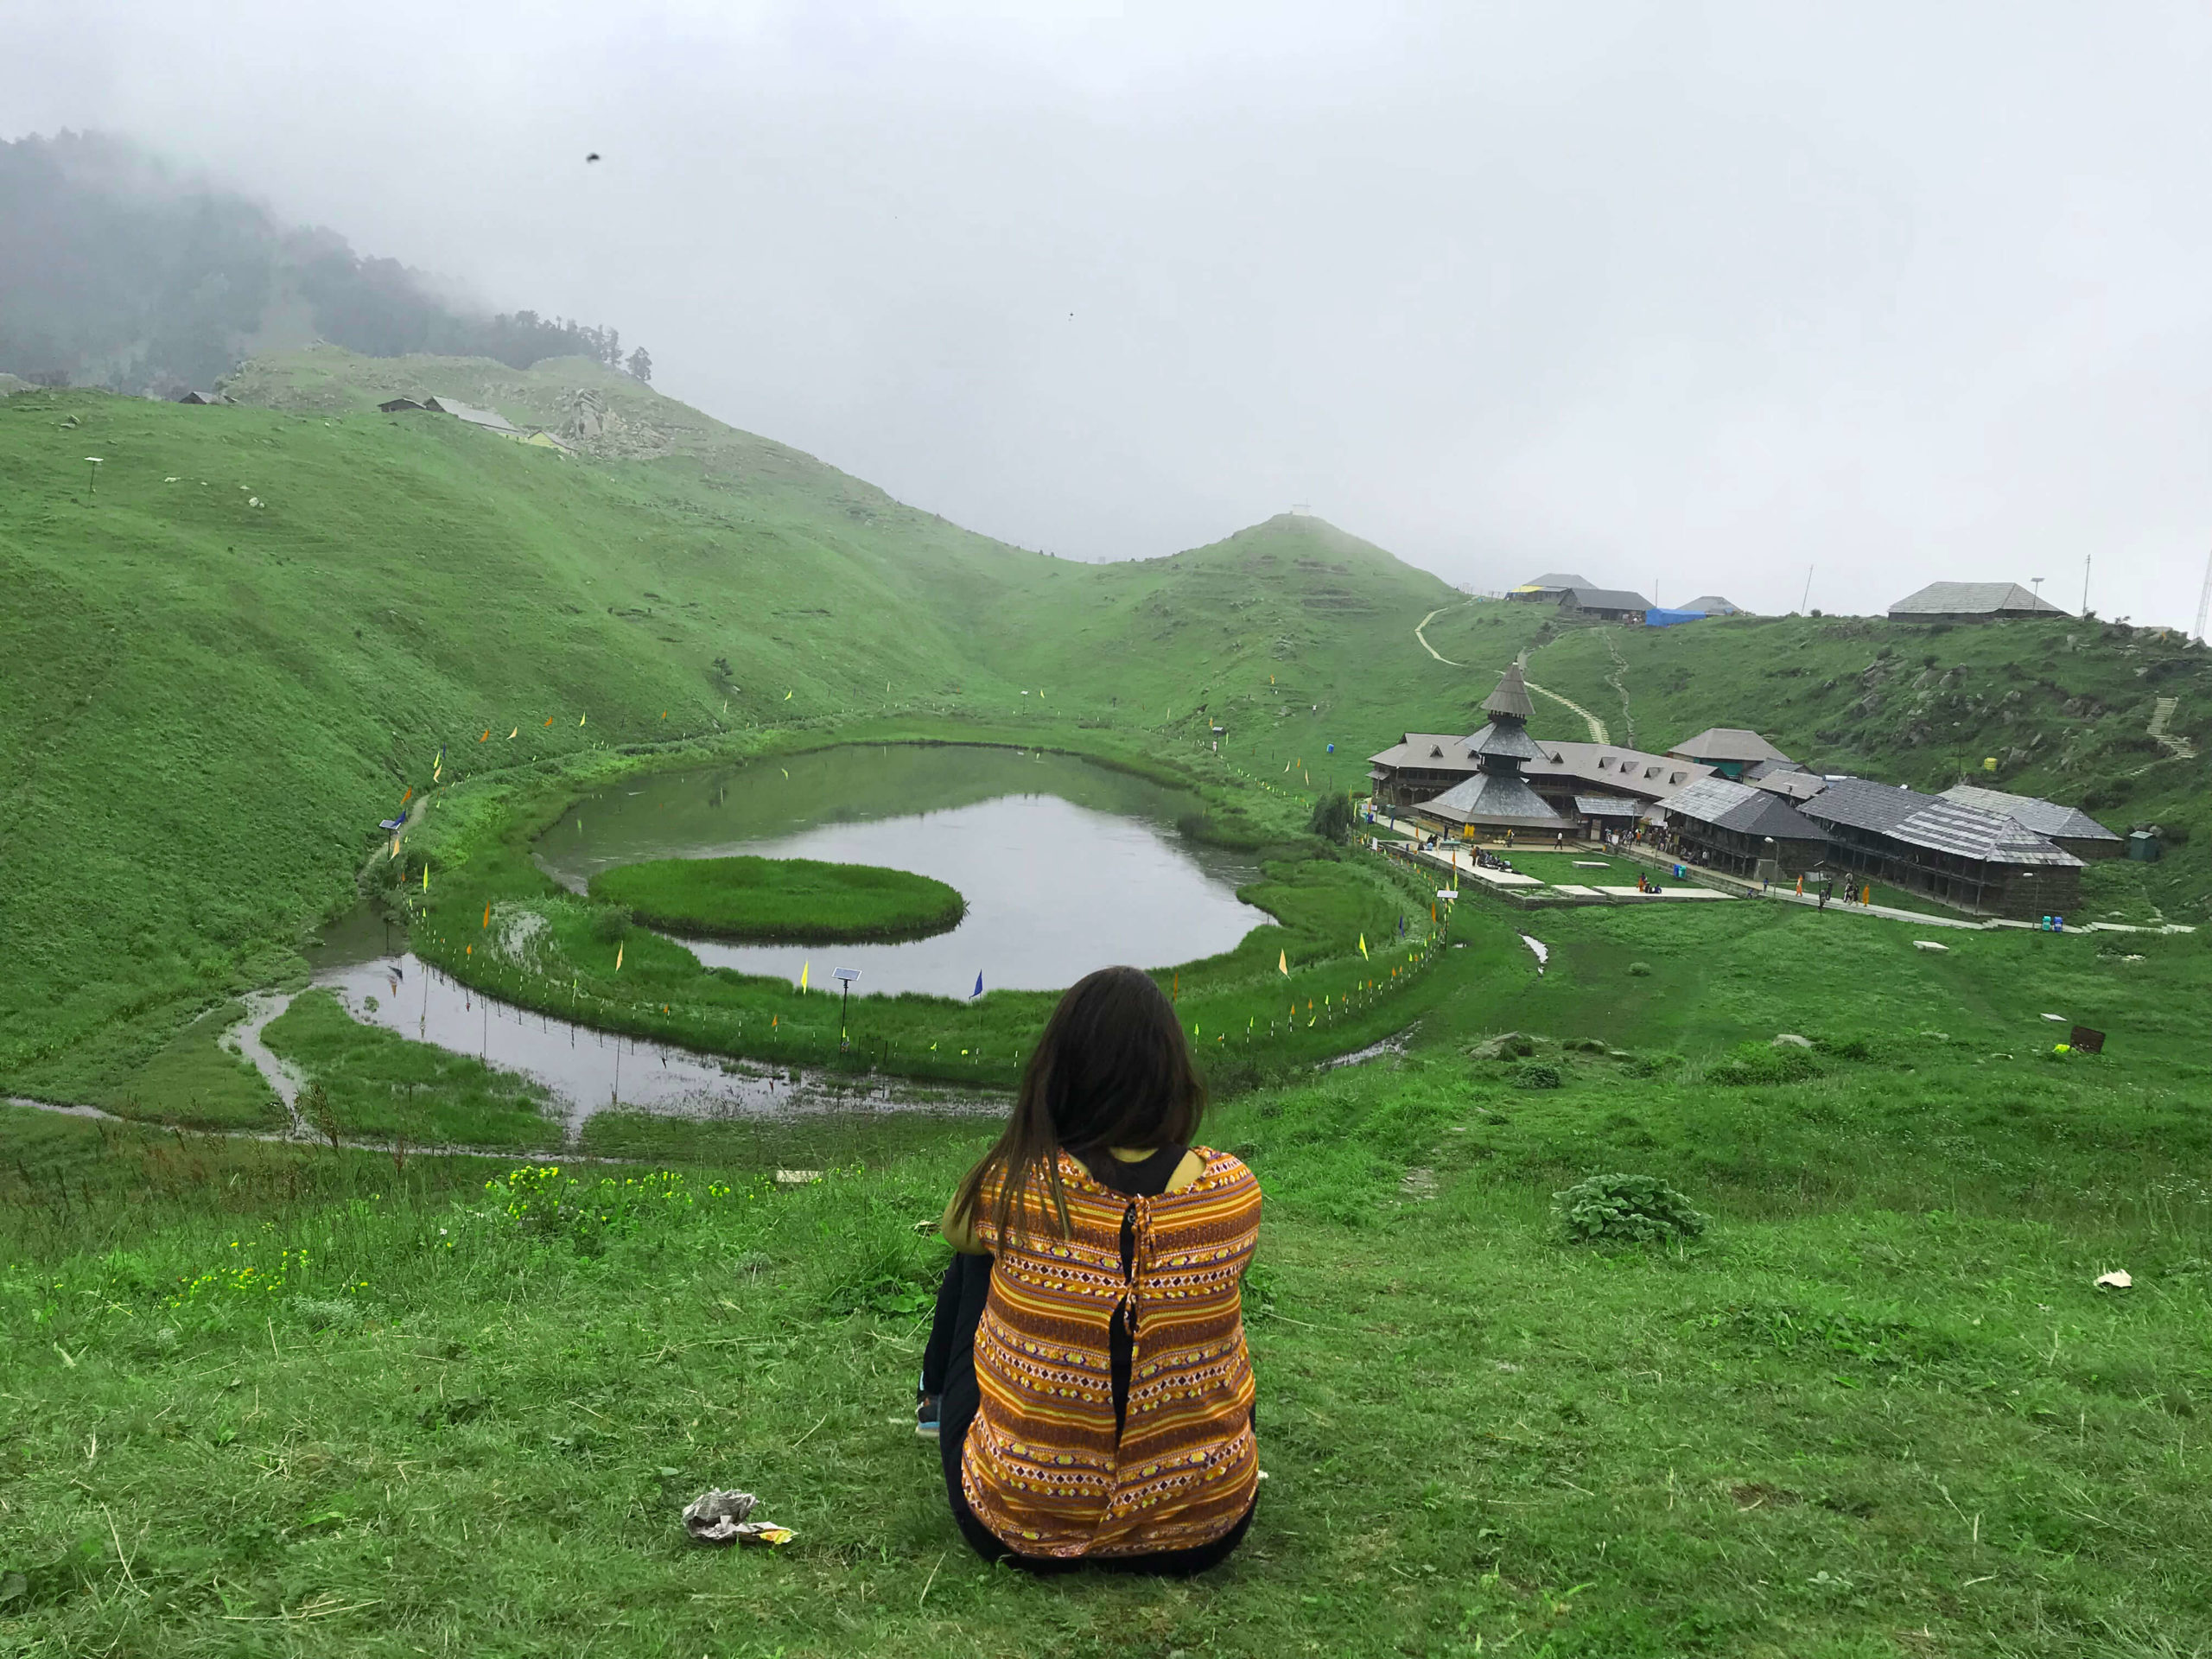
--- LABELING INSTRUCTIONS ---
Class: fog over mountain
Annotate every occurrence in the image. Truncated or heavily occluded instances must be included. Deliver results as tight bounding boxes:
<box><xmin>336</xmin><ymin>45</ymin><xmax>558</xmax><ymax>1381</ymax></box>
<box><xmin>7</xmin><ymin>2</ymin><xmax>2211</xmax><ymax>626</ymax></box>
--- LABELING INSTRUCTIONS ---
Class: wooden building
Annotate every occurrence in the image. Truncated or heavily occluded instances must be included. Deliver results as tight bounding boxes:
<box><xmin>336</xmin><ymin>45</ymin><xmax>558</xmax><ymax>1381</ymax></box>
<box><xmin>1656</xmin><ymin>777</ymin><xmax>1827</xmax><ymax>879</ymax></box>
<box><xmin>1798</xmin><ymin>778</ymin><xmax>2082</xmax><ymax>918</ymax></box>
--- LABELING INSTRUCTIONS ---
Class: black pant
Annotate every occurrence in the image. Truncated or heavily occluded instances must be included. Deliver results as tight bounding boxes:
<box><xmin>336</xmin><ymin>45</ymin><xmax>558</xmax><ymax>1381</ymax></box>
<box><xmin>921</xmin><ymin>1253</ymin><xmax>1254</xmax><ymax>1575</ymax></box>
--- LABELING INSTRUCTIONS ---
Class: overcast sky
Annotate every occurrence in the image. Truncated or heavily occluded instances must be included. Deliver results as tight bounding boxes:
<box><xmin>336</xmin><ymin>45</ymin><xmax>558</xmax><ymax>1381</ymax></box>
<box><xmin>10</xmin><ymin>2</ymin><xmax>2212</xmax><ymax>626</ymax></box>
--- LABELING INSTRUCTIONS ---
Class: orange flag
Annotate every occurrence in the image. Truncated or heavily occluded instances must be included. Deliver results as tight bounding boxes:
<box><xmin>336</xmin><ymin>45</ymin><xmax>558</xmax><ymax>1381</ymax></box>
<box><xmin>482</xmin><ymin>903</ymin><xmax>490</xmax><ymax>929</ymax></box>
<box><xmin>480</xmin><ymin>729</ymin><xmax>489</xmax><ymax>741</ymax></box>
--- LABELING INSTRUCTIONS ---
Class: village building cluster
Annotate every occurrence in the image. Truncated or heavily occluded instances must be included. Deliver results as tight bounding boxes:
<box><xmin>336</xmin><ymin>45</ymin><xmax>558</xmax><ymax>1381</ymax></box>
<box><xmin>1370</xmin><ymin>658</ymin><xmax>2122</xmax><ymax>920</ymax></box>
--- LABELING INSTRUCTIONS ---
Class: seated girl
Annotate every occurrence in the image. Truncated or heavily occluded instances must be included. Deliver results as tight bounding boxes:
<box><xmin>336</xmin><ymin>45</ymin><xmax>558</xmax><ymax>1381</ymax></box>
<box><xmin>917</xmin><ymin>964</ymin><xmax>1262</xmax><ymax>1574</ymax></box>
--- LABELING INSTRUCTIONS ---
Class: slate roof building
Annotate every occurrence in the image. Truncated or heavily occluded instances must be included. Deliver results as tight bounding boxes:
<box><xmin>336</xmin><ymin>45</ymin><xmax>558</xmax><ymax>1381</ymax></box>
<box><xmin>1667</xmin><ymin>727</ymin><xmax>1793</xmax><ymax>779</ymax></box>
<box><xmin>1508</xmin><ymin>571</ymin><xmax>1595</xmax><ymax>602</ymax></box>
<box><xmin>1523</xmin><ymin>741</ymin><xmax>1707</xmax><ymax>807</ymax></box>
<box><xmin>1936</xmin><ymin>785</ymin><xmax>2122</xmax><ymax>860</ymax></box>
<box><xmin>423</xmin><ymin>396</ymin><xmax>524</xmax><ymax>435</ymax></box>
<box><xmin>1798</xmin><ymin>777</ymin><xmax>2082</xmax><ymax>918</ymax></box>
<box><xmin>173</xmin><ymin>389</ymin><xmax>228</xmax><ymax>404</ymax></box>
<box><xmin>1656</xmin><ymin>777</ymin><xmax>1828</xmax><ymax>878</ymax></box>
<box><xmin>1411</xmin><ymin>665</ymin><xmax>1573</xmax><ymax>836</ymax></box>
<box><xmin>378</xmin><ymin>397</ymin><xmax>426</xmax><ymax>412</ymax></box>
<box><xmin>1888</xmin><ymin>582</ymin><xmax>2068</xmax><ymax>622</ymax></box>
<box><xmin>1557</xmin><ymin>587</ymin><xmax>1651</xmax><ymax>624</ymax></box>
<box><xmin>1745</xmin><ymin>760</ymin><xmax>1828</xmax><ymax>804</ymax></box>
<box><xmin>1681</xmin><ymin>595</ymin><xmax>1742</xmax><ymax>615</ymax></box>
<box><xmin>1366</xmin><ymin>733</ymin><xmax>1481</xmax><ymax>807</ymax></box>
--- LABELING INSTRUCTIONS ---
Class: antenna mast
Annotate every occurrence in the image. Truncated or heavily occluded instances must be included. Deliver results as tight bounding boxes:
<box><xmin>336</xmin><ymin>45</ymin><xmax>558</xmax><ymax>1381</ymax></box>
<box><xmin>2195</xmin><ymin>546</ymin><xmax>2212</xmax><ymax>645</ymax></box>
<box><xmin>1800</xmin><ymin>564</ymin><xmax>1815</xmax><ymax>613</ymax></box>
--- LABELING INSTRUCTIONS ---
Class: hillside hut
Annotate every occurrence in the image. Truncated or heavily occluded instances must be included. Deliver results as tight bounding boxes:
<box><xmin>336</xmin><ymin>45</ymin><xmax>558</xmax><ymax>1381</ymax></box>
<box><xmin>378</xmin><ymin>397</ymin><xmax>426</xmax><ymax>412</ymax></box>
<box><xmin>422</xmin><ymin>397</ymin><xmax>524</xmax><ymax>436</ymax></box>
<box><xmin>1507</xmin><ymin>571</ymin><xmax>1594</xmax><ymax>603</ymax></box>
<box><xmin>1887</xmin><ymin>582</ymin><xmax>2067</xmax><ymax>622</ymax></box>
<box><xmin>1556</xmin><ymin>587</ymin><xmax>1651</xmax><ymax>624</ymax></box>
<box><xmin>172</xmin><ymin>390</ymin><xmax>228</xmax><ymax>405</ymax></box>
<box><xmin>1681</xmin><ymin>595</ymin><xmax>1742</xmax><ymax>615</ymax></box>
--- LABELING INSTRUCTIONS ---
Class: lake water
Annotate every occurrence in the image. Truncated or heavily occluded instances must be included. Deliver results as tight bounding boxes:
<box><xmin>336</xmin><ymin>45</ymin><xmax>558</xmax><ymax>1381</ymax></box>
<box><xmin>285</xmin><ymin>745</ymin><xmax>1265</xmax><ymax>1135</ymax></box>
<box><xmin>532</xmin><ymin>745</ymin><xmax>1268</xmax><ymax>997</ymax></box>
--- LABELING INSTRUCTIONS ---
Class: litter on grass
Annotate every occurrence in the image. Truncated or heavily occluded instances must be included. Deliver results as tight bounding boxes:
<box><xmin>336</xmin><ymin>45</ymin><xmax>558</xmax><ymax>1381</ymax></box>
<box><xmin>2041</xmin><ymin>1014</ymin><xmax>2068</xmax><ymax>1022</ymax></box>
<box><xmin>1912</xmin><ymin>940</ymin><xmax>1948</xmax><ymax>952</ymax></box>
<box><xmin>1520</xmin><ymin>935</ymin><xmax>1548</xmax><ymax>974</ymax></box>
<box><xmin>2094</xmin><ymin>1270</ymin><xmax>2133</xmax><ymax>1290</ymax></box>
<box><xmin>683</xmin><ymin>1489</ymin><xmax>796</xmax><ymax>1548</ymax></box>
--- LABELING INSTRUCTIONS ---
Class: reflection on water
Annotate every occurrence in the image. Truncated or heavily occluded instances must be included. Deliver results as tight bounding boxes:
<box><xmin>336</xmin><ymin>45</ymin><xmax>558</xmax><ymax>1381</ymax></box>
<box><xmin>313</xmin><ymin>950</ymin><xmax>994</xmax><ymax>1136</ymax></box>
<box><xmin>535</xmin><ymin>745</ymin><xmax>1266</xmax><ymax>997</ymax></box>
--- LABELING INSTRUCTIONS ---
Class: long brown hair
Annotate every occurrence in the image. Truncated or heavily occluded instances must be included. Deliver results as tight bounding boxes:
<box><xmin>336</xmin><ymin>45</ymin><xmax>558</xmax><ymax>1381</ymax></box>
<box><xmin>951</xmin><ymin>965</ymin><xmax>1206</xmax><ymax>1243</ymax></box>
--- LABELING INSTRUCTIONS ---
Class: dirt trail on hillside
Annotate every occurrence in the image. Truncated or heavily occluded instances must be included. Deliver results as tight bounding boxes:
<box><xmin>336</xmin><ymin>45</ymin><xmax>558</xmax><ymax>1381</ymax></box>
<box><xmin>1414</xmin><ymin>605</ymin><xmax>1466</xmax><ymax>666</ymax></box>
<box><xmin>1600</xmin><ymin>630</ymin><xmax>1637</xmax><ymax>748</ymax></box>
<box><xmin>2148</xmin><ymin>696</ymin><xmax>2196</xmax><ymax>759</ymax></box>
<box><xmin>1516</xmin><ymin>647</ymin><xmax>1610</xmax><ymax>743</ymax></box>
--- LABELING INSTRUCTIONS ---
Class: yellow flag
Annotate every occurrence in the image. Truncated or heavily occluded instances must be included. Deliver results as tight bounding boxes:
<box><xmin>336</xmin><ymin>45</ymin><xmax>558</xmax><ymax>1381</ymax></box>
<box><xmin>508</xmin><ymin>728</ymin><xmax>517</xmax><ymax>739</ymax></box>
<box><xmin>579</xmin><ymin>714</ymin><xmax>587</xmax><ymax>726</ymax></box>
<box><xmin>422</xmin><ymin>865</ymin><xmax>429</xmax><ymax>892</ymax></box>
<box><xmin>1358</xmin><ymin>934</ymin><xmax>1368</xmax><ymax>958</ymax></box>
<box><xmin>615</xmin><ymin>941</ymin><xmax>624</xmax><ymax>969</ymax></box>
<box><xmin>1278</xmin><ymin>950</ymin><xmax>1287</xmax><ymax>976</ymax></box>
<box><xmin>785</xmin><ymin>690</ymin><xmax>793</xmax><ymax>701</ymax></box>
<box><xmin>799</xmin><ymin>962</ymin><xmax>810</xmax><ymax>992</ymax></box>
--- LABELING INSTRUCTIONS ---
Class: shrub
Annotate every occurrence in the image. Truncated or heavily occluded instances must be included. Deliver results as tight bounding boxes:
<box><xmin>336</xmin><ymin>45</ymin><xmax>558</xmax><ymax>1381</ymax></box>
<box><xmin>1707</xmin><ymin>1042</ymin><xmax>1821</xmax><ymax>1085</ymax></box>
<box><xmin>1814</xmin><ymin>1036</ymin><xmax>1872</xmax><ymax>1061</ymax></box>
<box><xmin>1306</xmin><ymin>792</ymin><xmax>1357</xmax><ymax>844</ymax></box>
<box><xmin>1555</xmin><ymin>1173</ymin><xmax>1708</xmax><ymax>1244</ymax></box>
<box><xmin>1518</xmin><ymin>1063</ymin><xmax>1562</xmax><ymax>1090</ymax></box>
<box><xmin>1628</xmin><ymin>962</ymin><xmax>1653</xmax><ymax>977</ymax></box>
<box><xmin>589</xmin><ymin>905</ymin><xmax>632</xmax><ymax>944</ymax></box>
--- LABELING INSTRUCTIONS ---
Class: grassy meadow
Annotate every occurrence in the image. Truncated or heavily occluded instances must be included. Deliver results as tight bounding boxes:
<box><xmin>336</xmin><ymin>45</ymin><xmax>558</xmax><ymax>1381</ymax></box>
<box><xmin>5</xmin><ymin>902</ymin><xmax>2209</xmax><ymax>1656</ymax></box>
<box><xmin>590</xmin><ymin>855</ymin><xmax>968</xmax><ymax>944</ymax></box>
<box><xmin>8</xmin><ymin>352</ymin><xmax>2212</xmax><ymax>1656</ymax></box>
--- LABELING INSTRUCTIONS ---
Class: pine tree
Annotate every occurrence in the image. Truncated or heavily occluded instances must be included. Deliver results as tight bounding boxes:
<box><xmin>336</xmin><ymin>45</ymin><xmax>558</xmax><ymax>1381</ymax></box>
<box><xmin>626</xmin><ymin>346</ymin><xmax>652</xmax><ymax>383</ymax></box>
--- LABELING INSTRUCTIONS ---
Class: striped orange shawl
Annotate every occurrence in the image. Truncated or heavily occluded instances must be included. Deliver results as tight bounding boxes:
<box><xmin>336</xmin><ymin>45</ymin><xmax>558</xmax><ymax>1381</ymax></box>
<box><xmin>961</xmin><ymin>1147</ymin><xmax>1261</xmax><ymax>1558</ymax></box>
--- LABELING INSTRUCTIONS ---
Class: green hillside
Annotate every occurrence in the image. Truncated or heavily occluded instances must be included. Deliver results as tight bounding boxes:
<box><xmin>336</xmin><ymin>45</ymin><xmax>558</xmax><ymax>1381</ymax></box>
<box><xmin>0</xmin><ymin>352</ymin><xmax>1470</xmax><ymax>1102</ymax></box>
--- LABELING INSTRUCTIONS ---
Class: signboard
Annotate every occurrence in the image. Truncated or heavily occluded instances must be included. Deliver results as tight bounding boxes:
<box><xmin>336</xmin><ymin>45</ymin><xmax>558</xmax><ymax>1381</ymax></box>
<box><xmin>2069</xmin><ymin>1025</ymin><xmax>2105</xmax><ymax>1054</ymax></box>
<box><xmin>833</xmin><ymin>968</ymin><xmax>861</xmax><ymax>984</ymax></box>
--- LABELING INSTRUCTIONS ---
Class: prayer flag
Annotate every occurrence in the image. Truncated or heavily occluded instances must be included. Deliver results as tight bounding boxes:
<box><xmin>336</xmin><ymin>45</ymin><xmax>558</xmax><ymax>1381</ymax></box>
<box><xmin>1358</xmin><ymin>933</ymin><xmax>1368</xmax><ymax>958</ymax></box>
<box><xmin>480</xmin><ymin>730</ymin><xmax>488</xmax><ymax>742</ymax></box>
<box><xmin>972</xmin><ymin>972</ymin><xmax>984</xmax><ymax>999</ymax></box>
<box><xmin>400</xmin><ymin>787</ymin><xmax>412</xmax><ymax>806</ymax></box>
<box><xmin>580</xmin><ymin>715</ymin><xmax>587</xmax><ymax>726</ymax></box>
<box><xmin>1173</xmin><ymin>972</ymin><xmax>1179</xmax><ymax>1001</ymax></box>
<box><xmin>422</xmin><ymin>866</ymin><xmax>429</xmax><ymax>893</ymax></box>
<box><xmin>785</xmin><ymin>690</ymin><xmax>793</xmax><ymax>700</ymax></box>
<box><xmin>544</xmin><ymin>717</ymin><xmax>555</xmax><ymax>726</ymax></box>
<box><xmin>615</xmin><ymin>942</ymin><xmax>624</xmax><ymax>970</ymax></box>
<box><xmin>482</xmin><ymin>903</ymin><xmax>490</xmax><ymax>929</ymax></box>
<box><xmin>800</xmin><ymin>962</ymin><xmax>810</xmax><ymax>992</ymax></box>
<box><xmin>1278</xmin><ymin>950</ymin><xmax>1287</xmax><ymax>976</ymax></box>
<box><xmin>509</xmin><ymin>728</ymin><xmax>517</xmax><ymax>739</ymax></box>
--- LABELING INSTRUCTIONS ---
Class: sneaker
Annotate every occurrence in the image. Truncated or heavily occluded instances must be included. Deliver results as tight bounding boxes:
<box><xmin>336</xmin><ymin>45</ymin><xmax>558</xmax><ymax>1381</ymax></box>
<box><xmin>915</xmin><ymin>1387</ymin><xmax>941</xmax><ymax>1440</ymax></box>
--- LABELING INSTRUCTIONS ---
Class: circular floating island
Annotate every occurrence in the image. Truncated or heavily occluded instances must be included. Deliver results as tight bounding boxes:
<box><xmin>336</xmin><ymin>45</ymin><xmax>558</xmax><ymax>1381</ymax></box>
<box><xmin>588</xmin><ymin>855</ymin><xmax>965</xmax><ymax>945</ymax></box>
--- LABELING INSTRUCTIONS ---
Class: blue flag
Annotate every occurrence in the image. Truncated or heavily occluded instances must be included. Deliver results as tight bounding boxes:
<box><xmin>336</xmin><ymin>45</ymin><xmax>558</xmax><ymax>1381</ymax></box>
<box><xmin>971</xmin><ymin>972</ymin><xmax>983</xmax><ymax>1000</ymax></box>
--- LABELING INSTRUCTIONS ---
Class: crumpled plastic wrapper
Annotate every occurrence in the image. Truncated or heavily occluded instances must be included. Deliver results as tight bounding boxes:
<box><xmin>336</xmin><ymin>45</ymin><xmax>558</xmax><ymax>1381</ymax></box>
<box><xmin>682</xmin><ymin>1489</ymin><xmax>796</xmax><ymax>1548</ymax></box>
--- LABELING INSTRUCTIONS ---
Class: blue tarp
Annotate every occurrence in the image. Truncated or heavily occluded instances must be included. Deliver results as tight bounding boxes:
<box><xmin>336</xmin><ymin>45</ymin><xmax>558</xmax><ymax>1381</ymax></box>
<box><xmin>1644</xmin><ymin>608</ymin><xmax>1709</xmax><ymax>627</ymax></box>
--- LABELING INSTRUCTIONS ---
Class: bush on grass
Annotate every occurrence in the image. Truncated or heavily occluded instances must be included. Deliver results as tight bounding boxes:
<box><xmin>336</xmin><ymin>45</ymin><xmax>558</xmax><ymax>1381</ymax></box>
<box><xmin>1554</xmin><ymin>1173</ymin><xmax>1708</xmax><ymax>1244</ymax></box>
<box><xmin>589</xmin><ymin>905</ymin><xmax>632</xmax><ymax>944</ymax></box>
<box><xmin>1306</xmin><ymin>791</ymin><xmax>1357</xmax><ymax>845</ymax></box>
<box><xmin>1628</xmin><ymin>961</ymin><xmax>1653</xmax><ymax>977</ymax></box>
<box><xmin>1707</xmin><ymin>1041</ymin><xmax>1821</xmax><ymax>1086</ymax></box>
<box><xmin>1518</xmin><ymin>1062</ymin><xmax>1563</xmax><ymax>1090</ymax></box>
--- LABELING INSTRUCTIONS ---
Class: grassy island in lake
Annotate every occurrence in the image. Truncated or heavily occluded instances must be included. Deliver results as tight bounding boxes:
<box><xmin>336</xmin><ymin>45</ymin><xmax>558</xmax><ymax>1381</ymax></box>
<box><xmin>589</xmin><ymin>855</ymin><xmax>966</xmax><ymax>944</ymax></box>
